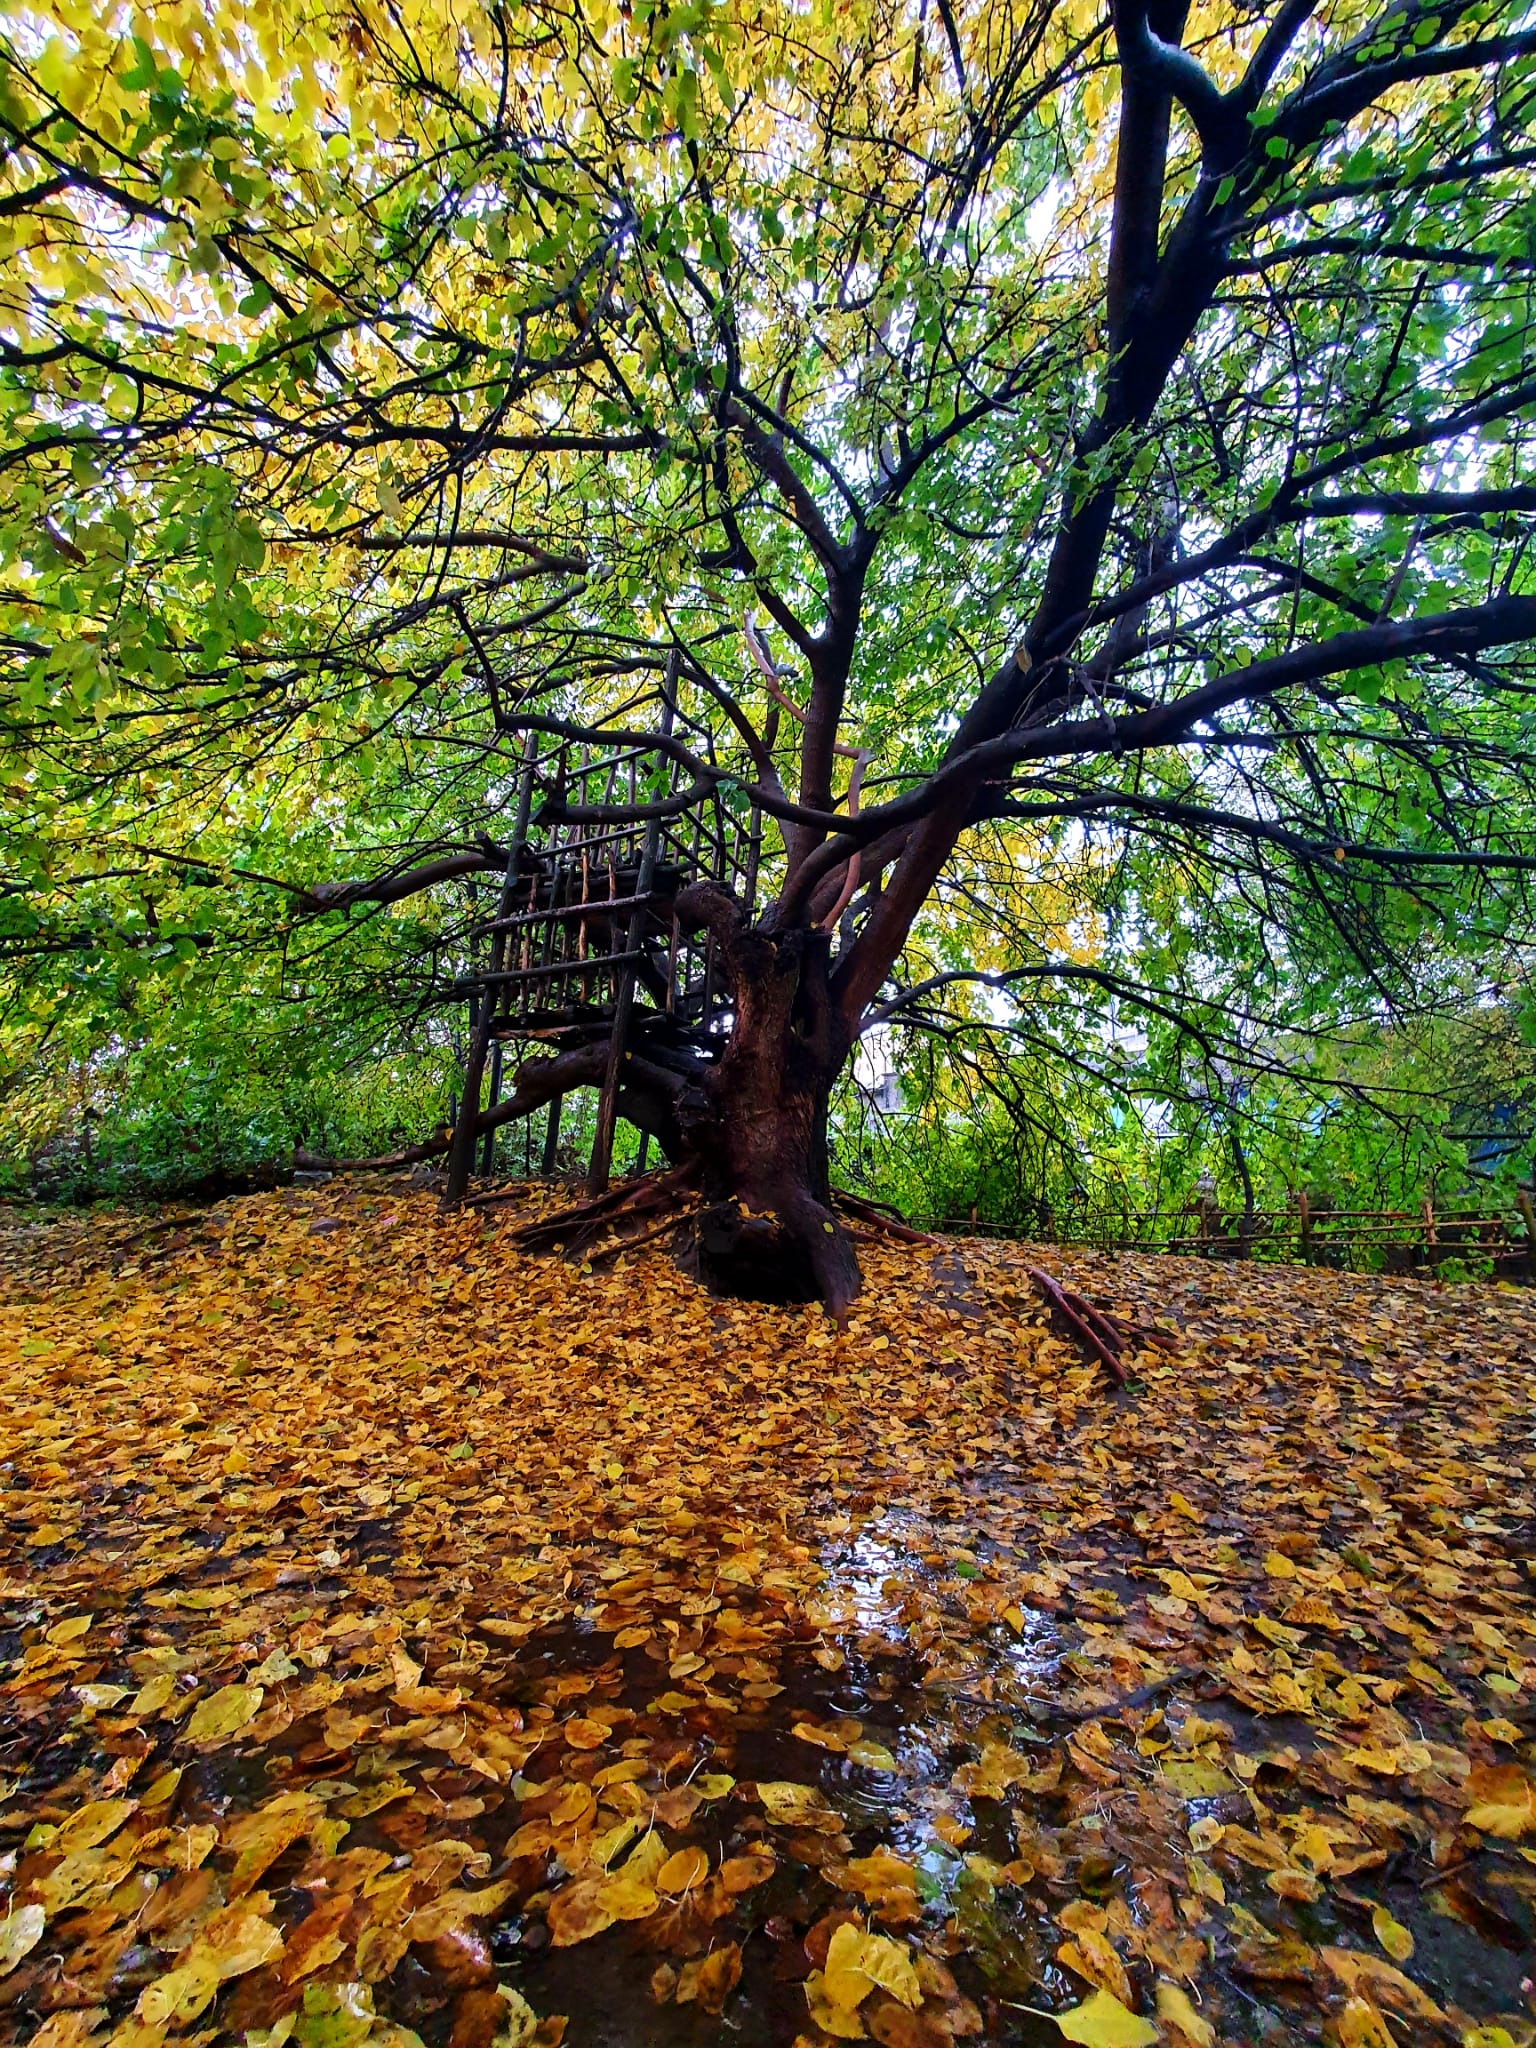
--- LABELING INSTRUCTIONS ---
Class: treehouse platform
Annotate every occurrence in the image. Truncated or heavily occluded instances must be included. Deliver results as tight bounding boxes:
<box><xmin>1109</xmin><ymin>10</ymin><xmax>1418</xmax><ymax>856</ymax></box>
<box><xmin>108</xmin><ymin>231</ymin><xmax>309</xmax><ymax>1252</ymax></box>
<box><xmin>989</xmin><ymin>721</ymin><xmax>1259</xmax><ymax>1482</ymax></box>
<box><xmin>443</xmin><ymin>689</ymin><xmax>764</xmax><ymax>1200</ymax></box>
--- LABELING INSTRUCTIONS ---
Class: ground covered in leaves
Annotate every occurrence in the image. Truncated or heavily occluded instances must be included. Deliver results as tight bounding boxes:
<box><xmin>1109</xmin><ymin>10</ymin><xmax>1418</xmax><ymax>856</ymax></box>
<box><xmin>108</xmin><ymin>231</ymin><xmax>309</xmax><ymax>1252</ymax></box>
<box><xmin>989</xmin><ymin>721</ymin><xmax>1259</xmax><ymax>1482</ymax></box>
<box><xmin>2</xmin><ymin>1183</ymin><xmax>1534</xmax><ymax>2048</ymax></box>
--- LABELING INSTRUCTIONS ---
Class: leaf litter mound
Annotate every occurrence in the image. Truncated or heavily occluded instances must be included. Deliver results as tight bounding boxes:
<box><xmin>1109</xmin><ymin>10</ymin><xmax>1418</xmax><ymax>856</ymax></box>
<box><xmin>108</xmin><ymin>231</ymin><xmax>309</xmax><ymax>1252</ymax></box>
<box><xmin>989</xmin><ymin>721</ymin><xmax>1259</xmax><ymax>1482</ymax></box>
<box><xmin>1</xmin><ymin>1183</ymin><xmax>1533</xmax><ymax>2048</ymax></box>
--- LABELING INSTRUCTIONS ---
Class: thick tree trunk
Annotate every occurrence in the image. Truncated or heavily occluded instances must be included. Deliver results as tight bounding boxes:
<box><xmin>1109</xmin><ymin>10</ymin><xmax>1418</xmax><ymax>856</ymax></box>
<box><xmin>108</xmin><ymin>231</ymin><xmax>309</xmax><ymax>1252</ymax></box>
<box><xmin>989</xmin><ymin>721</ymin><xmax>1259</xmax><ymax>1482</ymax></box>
<box><xmin>689</xmin><ymin>924</ymin><xmax>861</xmax><ymax>1316</ymax></box>
<box><xmin>306</xmin><ymin>903</ymin><xmax>865</xmax><ymax>1316</ymax></box>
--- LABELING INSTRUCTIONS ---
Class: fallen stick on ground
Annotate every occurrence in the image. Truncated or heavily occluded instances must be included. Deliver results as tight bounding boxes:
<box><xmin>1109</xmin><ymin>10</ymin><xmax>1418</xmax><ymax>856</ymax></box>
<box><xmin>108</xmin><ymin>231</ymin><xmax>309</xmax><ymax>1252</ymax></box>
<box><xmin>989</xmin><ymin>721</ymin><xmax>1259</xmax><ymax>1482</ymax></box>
<box><xmin>1027</xmin><ymin>1264</ymin><xmax>1127</xmax><ymax>1384</ymax></box>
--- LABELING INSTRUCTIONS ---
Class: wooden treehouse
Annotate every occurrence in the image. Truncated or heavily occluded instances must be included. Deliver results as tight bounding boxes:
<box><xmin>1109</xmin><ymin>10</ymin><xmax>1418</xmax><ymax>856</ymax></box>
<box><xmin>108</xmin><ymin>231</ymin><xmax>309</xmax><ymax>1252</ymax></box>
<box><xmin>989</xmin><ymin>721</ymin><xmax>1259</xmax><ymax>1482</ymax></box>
<box><xmin>443</xmin><ymin>692</ymin><xmax>764</xmax><ymax>1203</ymax></box>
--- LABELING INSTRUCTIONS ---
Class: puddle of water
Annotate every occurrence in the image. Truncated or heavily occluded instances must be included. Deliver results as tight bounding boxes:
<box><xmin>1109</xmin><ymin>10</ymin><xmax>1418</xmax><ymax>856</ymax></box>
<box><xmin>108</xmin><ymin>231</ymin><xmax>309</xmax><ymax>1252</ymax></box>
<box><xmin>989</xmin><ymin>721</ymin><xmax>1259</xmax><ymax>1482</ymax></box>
<box><xmin>6</xmin><ymin>1498</ymin><xmax>1531</xmax><ymax>2047</ymax></box>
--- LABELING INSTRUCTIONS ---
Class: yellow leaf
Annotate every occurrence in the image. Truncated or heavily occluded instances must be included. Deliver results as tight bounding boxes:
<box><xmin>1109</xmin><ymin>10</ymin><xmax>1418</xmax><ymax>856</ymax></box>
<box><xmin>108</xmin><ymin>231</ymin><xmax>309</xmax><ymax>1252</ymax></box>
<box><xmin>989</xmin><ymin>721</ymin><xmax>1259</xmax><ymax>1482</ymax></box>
<box><xmin>1058</xmin><ymin>1929</ymin><xmax>1133</xmax><ymax>2007</ymax></box>
<box><xmin>248</xmin><ymin>1648</ymin><xmax>296</xmax><ymax>1686</ymax></box>
<box><xmin>823</xmin><ymin>1922</ymin><xmax>878</xmax><ymax>2012</ymax></box>
<box><xmin>841</xmin><ymin>1849</ymin><xmax>920</xmax><ymax>1910</ymax></box>
<box><xmin>408</xmin><ymin>1881</ymin><xmax>518</xmax><ymax>1941</ymax></box>
<box><xmin>1054</xmin><ymin>1988</ymin><xmax>1159</xmax><ymax>2046</ymax></box>
<box><xmin>0</xmin><ymin>1903</ymin><xmax>46</xmax><ymax>1976</ymax></box>
<box><xmin>1478</xmin><ymin>1719</ymin><xmax>1523</xmax><ymax>1745</ymax></box>
<box><xmin>130</xmin><ymin>1673</ymin><xmax>176</xmax><ymax>1717</ymax></box>
<box><xmin>140</xmin><ymin>1767</ymin><xmax>182</xmax><ymax>1808</ymax></box>
<box><xmin>756</xmin><ymin>1780</ymin><xmax>841</xmax><ymax>1830</ymax></box>
<box><xmin>719</xmin><ymin>1848</ymin><xmax>776</xmax><ymax>1893</ymax></box>
<box><xmin>805</xmin><ymin>1967</ymin><xmax>867</xmax><ymax>2039</ymax></box>
<box><xmin>135</xmin><ymin>1953</ymin><xmax>221</xmax><ymax>2028</ymax></box>
<box><xmin>198</xmin><ymin>1903</ymin><xmax>286</xmax><ymax>1977</ymax></box>
<box><xmin>223</xmin><ymin>1792</ymin><xmax>321</xmax><ymax>1896</ymax></box>
<box><xmin>1465</xmin><ymin>1765</ymin><xmax>1536</xmax><ymax>1838</ymax></box>
<box><xmin>594</xmin><ymin>1871</ymin><xmax>658</xmax><ymax>1920</ymax></box>
<box><xmin>1186</xmin><ymin>1855</ymin><xmax>1225</xmax><ymax>1907</ymax></box>
<box><xmin>1335</xmin><ymin>1997</ymin><xmax>1399</xmax><ymax>2047</ymax></box>
<box><xmin>74</xmin><ymin>1682</ymin><xmax>130</xmax><ymax>1710</ymax></box>
<box><xmin>1372</xmin><ymin>1905</ymin><xmax>1414</xmax><ymax>1963</ymax></box>
<box><xmin>952</xmin><ymin>1739</ymin><xmax>1034</xmax><ymax>1799</ymax></box>
<box><xmin>185</xmin><ymin>1683</ymin><xmax>263</xmax><ymax>1745</ymax></box>
<box><xmin>1320</xmin><ymin>1949</ymin><xmax>1443</xmax><ymax>2021</ymax></box>
<box><xmin>656</xmin><ymin>1845</ymin><xmax>709</xmax><ymax>1893</ymax></box>
<box><xmin>54</xmin><ymin>1798</ymin><xmax>136</xmax><ymax>1854</ymax></box>
<box><xmin>793</xmin><ymin>1719</ymin><xmax>850</xmax><ymax>1752</ymax></box>
<box><xmin>563</xmin><ymin>1716</ymin><xmax>608</xmax><ymax>1750</ymax></box>
<box><xmin>675</xmin><ymin>1942</ymin><xmax>742</xmax><ymax>2014</ymax></box>
<box><xmin>1159</xmin><ymin>1759</ymin><xmax>1235</xmax><ymax>1799</ymax></box>
<box><xmin>45</xmin><ymin>1615</ymin><xmax>91</xmax><ymax>1647</ymax></box>
<box><xmin>1155</xmin><ymin>1983</ymin><xmax>1214</xmax><ymax>2046</ymax></box>
<box><xmin>847</xmin><ymin>1931</ymin><xmax>921</xmax><ymax>2009</ymax></box>
<box><xmin>588</xmin><ymin>1817</ymin><xmax>641</xmax><ymax>1870</ymax></box>
<box><xmin>846</xmin><ymin>1739</ymin><xmax>898</xmax><ymax>1772</ymax></box>
<box><xmin>1263</xmin><ymin>1552</ymin><xmax>1298</xmax><ymax>1579</ymax></box>
<box><xmin>389</xmin><ymin>1645</ymin><xmax>423</xmax><ymax>1691</ymax></box>
<box><xmin>491</xmin><ymin>1987</ymin><xmax>540</xmax><ymax>2048</ymax></box>
<box><xmin>133</xmin><ymin>1904</ymin><xmax>281</xmax><ymax>2026</ymax></box>
<box><xmin>546</xmin><ymin>1880</ymin><xmax>615</xmax><ymax>1946</ymax></box>
<box><xmin>547</xmin><ymin>1782</ymin><xmax>596</xmax><ymax>1828</ymax></box>
<box><xmin>816</xmin><ymin>1923</ymin><xmax>923</xmax><ymax>2021</ymax></box>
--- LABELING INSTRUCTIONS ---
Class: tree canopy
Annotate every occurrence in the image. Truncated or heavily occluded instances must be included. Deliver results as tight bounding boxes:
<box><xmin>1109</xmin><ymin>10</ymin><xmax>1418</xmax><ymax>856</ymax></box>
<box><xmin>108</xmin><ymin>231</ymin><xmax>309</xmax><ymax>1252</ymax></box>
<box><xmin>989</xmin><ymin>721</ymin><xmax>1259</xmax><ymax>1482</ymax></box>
<box><xmin>3</xmin><ymin>0</ymin><xmax>1535</xmax><ymax>1294</ymax></box>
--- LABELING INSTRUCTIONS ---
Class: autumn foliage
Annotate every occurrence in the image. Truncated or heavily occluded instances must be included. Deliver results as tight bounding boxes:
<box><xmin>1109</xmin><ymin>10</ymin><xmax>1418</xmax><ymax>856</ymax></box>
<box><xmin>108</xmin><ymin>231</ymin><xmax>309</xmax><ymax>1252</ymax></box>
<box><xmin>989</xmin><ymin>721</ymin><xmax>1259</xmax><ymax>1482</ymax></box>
<box><xmin>1</xmin><ymin>1188</ymin><xmax>1534</xmax><ymax>2044</ymax></box>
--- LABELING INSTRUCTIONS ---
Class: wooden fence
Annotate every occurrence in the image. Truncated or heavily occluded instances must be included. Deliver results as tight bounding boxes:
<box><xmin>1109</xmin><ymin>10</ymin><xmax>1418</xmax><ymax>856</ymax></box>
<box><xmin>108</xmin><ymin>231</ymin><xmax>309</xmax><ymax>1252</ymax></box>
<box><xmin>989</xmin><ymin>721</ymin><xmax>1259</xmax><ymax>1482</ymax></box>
<box><xmin>917</xmin><ymin>1190</ymin><xmax>1536</xmax><ymax>1280</ymax></box>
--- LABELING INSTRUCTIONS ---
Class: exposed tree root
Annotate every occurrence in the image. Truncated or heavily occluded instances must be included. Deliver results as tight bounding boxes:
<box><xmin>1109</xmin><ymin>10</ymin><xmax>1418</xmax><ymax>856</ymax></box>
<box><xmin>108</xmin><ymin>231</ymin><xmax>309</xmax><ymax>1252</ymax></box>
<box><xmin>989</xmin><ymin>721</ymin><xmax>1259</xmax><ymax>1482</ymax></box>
<box><xmin>832</xmin><ymin>1187</ymin><xmax>938</xmax><ymax>1245</ymax></box>
<box><xmin>459</xmin><ymin>1178</ymin><xmax>539</xmax><ymax>1212</ymax></box>
<box><xmin>488</xmin><ymin>1165</ymin><xmax>860</xmax><ymax>1322</ymax></box>
<box><xmin>585</xmin><ymin>1206</ymin><xmax>703</xmax><ymax>1267</ymax></box>
<box><xmin>507</xmin><ymin>1164</ymin><xmax>699</xmax><ymax>1255</ymax></box>
<box><xmin>1028</xmin><ymin>1264</ymin><xmax>1128</xmax><ymax>1384</ymax></box>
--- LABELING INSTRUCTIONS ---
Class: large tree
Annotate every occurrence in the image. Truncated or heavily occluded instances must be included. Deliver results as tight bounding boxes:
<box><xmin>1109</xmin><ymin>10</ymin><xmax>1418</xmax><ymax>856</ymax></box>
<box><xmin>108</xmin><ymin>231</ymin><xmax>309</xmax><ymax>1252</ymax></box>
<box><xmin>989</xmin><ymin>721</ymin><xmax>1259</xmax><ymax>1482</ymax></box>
<box><xmin>3</xmin><ymin>0</ymin><xmax>1536</xmax><ymax>1308</ymax></box>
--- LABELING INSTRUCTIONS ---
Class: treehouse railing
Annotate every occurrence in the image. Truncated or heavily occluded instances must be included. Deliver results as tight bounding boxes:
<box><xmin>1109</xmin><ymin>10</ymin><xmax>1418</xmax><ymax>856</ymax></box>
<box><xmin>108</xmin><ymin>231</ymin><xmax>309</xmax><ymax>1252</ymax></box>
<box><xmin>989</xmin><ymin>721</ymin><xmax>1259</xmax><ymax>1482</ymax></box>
<box><xmin>444</xmin><ymin>686</ymin><xmax>764</xmax><ymax>1201</ymax></box>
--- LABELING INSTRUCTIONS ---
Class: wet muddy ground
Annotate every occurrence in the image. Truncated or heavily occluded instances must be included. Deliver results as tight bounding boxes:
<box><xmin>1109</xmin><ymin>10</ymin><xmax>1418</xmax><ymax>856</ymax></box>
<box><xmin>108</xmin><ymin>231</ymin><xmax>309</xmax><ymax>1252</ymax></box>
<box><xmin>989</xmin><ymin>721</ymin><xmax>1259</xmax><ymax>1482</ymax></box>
<box><xmin>1</xmin><ymin>1186</ymin><xmax>1533</xmax><ymax>2046</ymax></box>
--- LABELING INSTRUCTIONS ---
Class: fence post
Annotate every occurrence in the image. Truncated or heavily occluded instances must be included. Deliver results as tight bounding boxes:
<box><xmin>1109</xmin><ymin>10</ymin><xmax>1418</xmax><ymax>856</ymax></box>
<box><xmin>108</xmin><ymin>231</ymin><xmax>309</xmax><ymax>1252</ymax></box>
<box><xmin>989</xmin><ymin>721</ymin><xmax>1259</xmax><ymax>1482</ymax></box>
<box><xmin>1298</xmin><ymin>1189</ymin><xmax>1313</xmax><ymax>1265</ymax></box>
<box><xmin>1516</xmin><ymin>1188</ymin><xmax>1536</xmax><ymax>1280</ymax></box>
<box><xmin>1422</xmin><ymin>1197</ymin><xmax>1437</xmax><ymax>1271</ymax></box>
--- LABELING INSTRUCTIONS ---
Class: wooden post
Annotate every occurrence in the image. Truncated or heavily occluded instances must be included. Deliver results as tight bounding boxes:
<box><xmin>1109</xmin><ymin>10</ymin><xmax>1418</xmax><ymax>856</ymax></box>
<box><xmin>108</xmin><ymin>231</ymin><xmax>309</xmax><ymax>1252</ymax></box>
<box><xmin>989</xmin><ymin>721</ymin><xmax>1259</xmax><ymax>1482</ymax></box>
<box><xmin>742</xmin><ymin>798</ymin><xmax>763</xmax><ymax>918</ymax></box>
<box><xmin>1422</xmin><ymin>1196</ymin><xmax>1437</xmax><ymax>1272</ymax></box>
<box><xmin>1515</xmin><ymin>1188</ymin><xmax>1536</xmax><ymax>1279</ymax></box>
<box><xmin>1298</xmin><ymin>1189</ymin><xmax>1313</xmax><ymax>1265</ymax></box>
<box><xmin>587</xmin><ymin>656</ymin><xmax>677</xmax><ymax>1197</ymax></box>
<box><xmin>446</xmin><ymin>741</ymin><xmax>538</xmax><ymax>1202</ymax></box>
<box><xmin>479</xmin><ymin>1041</ymin><xmax>503</xmax><ymax>1178</ymax></box>
<box><xmin>542</xmin><ymin>1096</ymin><xmax>563</xmax><ymax>1176</ymax></box>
